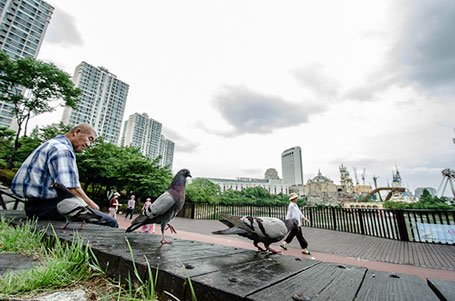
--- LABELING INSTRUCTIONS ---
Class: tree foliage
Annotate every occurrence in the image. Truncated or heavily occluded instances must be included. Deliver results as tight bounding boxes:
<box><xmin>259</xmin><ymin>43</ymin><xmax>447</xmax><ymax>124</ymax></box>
<box><xmin>186</xmin><ymin>178</ymin><xmax>221</xmax><ymax>204</ymax></box>
<box><xmin>77</xmin><ymin>139</ymin><xmax>173</xmax><ymax>207</ymax></box>
<box><xmin>0</xmin><ymin>51</ymin><xmax>81</xmax><ymax>168</ymax></box>
<box><xmin>187</xmin><ymin>180</ymin><xmax>291</xmax><ymax>206</ymax></box>
<box><xmin>383</xmin><ymin>189</ymin><xmax>453</xmax><ymax>210</ymax></box>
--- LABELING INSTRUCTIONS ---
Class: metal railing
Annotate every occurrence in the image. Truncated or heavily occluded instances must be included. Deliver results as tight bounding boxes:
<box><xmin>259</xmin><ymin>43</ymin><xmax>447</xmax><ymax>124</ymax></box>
<box><xmin>178</xmin><ymin>203</ymin><xmax>455</xmax><ymax>244</ymax></box>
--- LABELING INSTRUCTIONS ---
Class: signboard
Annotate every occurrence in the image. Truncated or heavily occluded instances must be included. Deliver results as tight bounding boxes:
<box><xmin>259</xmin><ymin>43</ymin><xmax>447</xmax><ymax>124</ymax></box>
<box><xmin>416</xmin><ymin>223</ymin><xmax>455</xmax><ymax>243</ymax></box>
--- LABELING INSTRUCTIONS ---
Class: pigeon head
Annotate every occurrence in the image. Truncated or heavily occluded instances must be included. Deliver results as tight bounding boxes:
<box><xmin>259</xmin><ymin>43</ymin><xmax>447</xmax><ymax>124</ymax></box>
<box><xmin>179</xmin><ymin>168</ymin><xmax>192</xmax><ymax>179</ymax></box>
<box><xmin>50</xmin><ymin>183</ymin><xmax>66</xmax><ymax>192</ymax></box>
<box><xmin>168</xmin><ymin>168</ymin><xmax>192</xmax><ymax>192</ymax></box>
<box><xmin>284</xmin><ymin>218</ymin><xmax>299</xmax><ymax>231</ymax></box>
<box><xmin>50</xmin><ymin>183</ymin><xmax>75</xmax><ymax>199</ymax></box>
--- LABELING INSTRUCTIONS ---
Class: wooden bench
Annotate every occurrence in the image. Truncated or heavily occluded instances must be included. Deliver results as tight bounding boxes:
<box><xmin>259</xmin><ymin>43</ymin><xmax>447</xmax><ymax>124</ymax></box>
<box><xmin>0</xmin><ymin>184</ymin><xmax>25</xmax><ymax>210</ymax></box>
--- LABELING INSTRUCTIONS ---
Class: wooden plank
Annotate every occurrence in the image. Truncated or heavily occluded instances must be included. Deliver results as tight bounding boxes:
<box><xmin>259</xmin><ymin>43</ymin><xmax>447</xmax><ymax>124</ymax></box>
<box><xmin>247</xmin><ymin>262</ymin><xmax>366</xmax><ymax>301</ymax></box>
<box><xmin>186</xmin><ymin>256</ymin><xmax>319</xmax><ymax>300</ymax></box>
<box><xmin>155</xmin><ymin>251</ymin><xmax>271</xmax><ymax>300</ymax></box>
<box><xmin>427</xmin><ymin>278</ymin><xmax>455</xmax><ymax>301</ymax></box>
<box><xmin>356</xmin><ymin>270</ymin><xmax>439</xmax><ymax>300</ymax></box>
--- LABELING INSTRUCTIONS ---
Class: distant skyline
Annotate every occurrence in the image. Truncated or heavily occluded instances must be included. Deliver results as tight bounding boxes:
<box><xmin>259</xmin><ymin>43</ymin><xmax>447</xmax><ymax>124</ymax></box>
<box><xmin>26</xmin><ymin>0</ymin><xmax>454</xmax><ymax>195</ymax></box>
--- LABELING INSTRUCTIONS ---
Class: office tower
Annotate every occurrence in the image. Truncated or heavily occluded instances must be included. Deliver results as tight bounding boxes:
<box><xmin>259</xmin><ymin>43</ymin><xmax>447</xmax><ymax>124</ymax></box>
<box><xmin>281</xmin><ymin>146</ymin><xmax>304</xmax><ymax>186</ymax></box>
<box><xmin>120</xmin><ymin>112</ymin><xmax>175</xmax><ymax>169</ymax></box>
<box><xmin>62</xmin><ymin>62</ymin><xmax>129</xmax><ymax>144</ymax></box>
<box><xmin>0</xmin><ymin>0</ymin><xmax>54</xmax><ymax>128</ymax></box>
<box><xmin>158</xmin><ymin>135</ymin><xmax>174</xmax><ymax>170</ymax></box>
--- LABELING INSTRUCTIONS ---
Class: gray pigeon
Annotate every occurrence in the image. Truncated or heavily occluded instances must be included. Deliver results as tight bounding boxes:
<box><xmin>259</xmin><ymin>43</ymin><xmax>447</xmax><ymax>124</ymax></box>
<box><xmin>126</xmin><ymin>168</ymin><xmax>192</xmax><ymax>244</ymax></box>
<box><xmin>212</xmin><ymin>214</ymin><xmax>298</xmax><ymax>254</ymax></box>
<box><xmin>51</xmin><ymin>183</ymin><xmax>103</xmax><ymax>229</ymax></box>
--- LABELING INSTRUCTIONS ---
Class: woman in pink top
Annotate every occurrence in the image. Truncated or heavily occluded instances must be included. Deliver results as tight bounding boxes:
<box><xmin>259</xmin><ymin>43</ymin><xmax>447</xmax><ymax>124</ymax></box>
<box><xmin>141</xmin><ymin>197</ymin><xmax>155</xmax><ymax>233</ymax></box>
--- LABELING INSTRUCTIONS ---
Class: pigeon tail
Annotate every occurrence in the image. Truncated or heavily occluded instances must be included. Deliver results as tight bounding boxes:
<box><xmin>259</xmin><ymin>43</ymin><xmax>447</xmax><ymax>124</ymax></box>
<box><xmin>212</xmin><ymin>227</ymin><xmax>248</xmax><ymax>236</ymax></box>
<box><xmin>126</xmin><ymin>214</ymin><xmax>149</xmax><ymax>233</ymax></box>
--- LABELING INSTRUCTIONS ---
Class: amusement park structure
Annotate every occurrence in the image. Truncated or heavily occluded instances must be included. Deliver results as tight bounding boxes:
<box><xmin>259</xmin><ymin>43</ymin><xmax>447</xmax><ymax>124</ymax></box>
<box><xmin>438</xmin><ymin>168</ymin><xmax>455</xmax><ymax>198</ymax></box>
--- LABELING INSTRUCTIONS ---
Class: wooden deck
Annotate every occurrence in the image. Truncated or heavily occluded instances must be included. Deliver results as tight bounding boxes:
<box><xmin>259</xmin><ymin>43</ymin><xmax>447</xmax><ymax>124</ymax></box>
<box><xmin>1</xmin><ymin>210</ymin><xmax>454</xmax><ymax>300</ymax></box>
<box><xmin>165</xmin><ymin>216</ymin><xmax>455</xmax><ymax>270</ymax></box>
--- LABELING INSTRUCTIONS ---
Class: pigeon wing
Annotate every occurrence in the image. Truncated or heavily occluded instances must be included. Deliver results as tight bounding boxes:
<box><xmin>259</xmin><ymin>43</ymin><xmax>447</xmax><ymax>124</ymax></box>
<box><xmin>57</xmin><ymin>196</ymin><xmax>87</xmax><ymax>216</ymax></box>
<box><xmin>146</xmin><ymin>191</ymin><xmax>176</xmax><ymax>218</ymax></box>
<box><xmin>219</xmin><ymin>214</ymin><xmax>254</xmax><ymax>232</ymax></box>
<box><xmin>242</xmin><ymin>217</ymin><xmax>289</xmax><ymax>242</ymax></box>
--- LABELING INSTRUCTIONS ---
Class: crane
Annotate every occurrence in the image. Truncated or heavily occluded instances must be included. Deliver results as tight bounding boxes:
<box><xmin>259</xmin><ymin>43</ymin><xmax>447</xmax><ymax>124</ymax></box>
<box><xmin>353</xmin><ymin>167</ymin><xmax>359</xmax><ymax>186</ymax></box>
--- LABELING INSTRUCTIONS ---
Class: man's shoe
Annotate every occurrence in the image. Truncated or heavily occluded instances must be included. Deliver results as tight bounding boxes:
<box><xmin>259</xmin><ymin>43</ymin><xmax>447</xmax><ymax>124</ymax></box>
<box><xmin>280</xmin><ymin>243</ymin><xmax>287</xmax><ymax>250</ymax></box>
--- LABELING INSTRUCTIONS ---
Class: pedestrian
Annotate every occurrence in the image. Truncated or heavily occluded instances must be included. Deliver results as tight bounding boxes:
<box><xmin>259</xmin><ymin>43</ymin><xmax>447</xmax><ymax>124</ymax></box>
<box><xmin>109</xmin><ymin>192</ymin><xmax>120</xmax><ymax>219</ymax></box>
<box><xmin>11</xmin><ymin>124</ymin><xmax>118</xmax><ymax>228</ymax></box>
<box><xmin>125</xmin><ymin>194</ymin><xmax>136</xmax><ymax>220</ymax></box>
<box><xmin>141</xmin><ymin>197</ymin><xmax>155</xmax><ymax>233</ymax></box>
<box><xmin>280</xmin><ymin>193</ymin><xmax>311</xmax><ymax>255</ymax></box>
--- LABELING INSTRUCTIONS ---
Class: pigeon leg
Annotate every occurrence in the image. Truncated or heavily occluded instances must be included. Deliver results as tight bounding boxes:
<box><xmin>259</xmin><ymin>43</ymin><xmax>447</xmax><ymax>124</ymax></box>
<box><xmin>266</xmin><ymin>245</ymin><xmax>281</xmax><ymax>254</ymax></box>
<box><xmin>161</xmin><ymin>233</ymin><xmax>172</xmax><ymax>244</ymax></box>
<box><xmin>79</xmin><ymin>220</ymin><xmax>86</xmax><ymax>230</ymax></box>
<box><xmin>60</xmin><ymin>221</ymin><xmax>69</xmax><ymax>229</ymax></box>
<box><xmin>166</xmin><ymin>224</ymin><xmax>177</xmax><ymax>234</ymax></box>
<box><xmin>253</xmin><ymin>241</ymin><xmax>266</xmax><ymax>252</ymax></box>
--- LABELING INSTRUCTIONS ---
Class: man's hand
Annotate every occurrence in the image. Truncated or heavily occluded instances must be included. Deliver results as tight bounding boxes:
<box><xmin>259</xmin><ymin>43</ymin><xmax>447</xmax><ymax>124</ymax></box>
<box><xmin>68</xmin><ymin>187</ymin><xmax>100</xmax><ymax>211</ymax></box>
<box><xmin>87</xmin><ymin>199</ymin><xmax>100</xmax><ymax>211</ymax></box>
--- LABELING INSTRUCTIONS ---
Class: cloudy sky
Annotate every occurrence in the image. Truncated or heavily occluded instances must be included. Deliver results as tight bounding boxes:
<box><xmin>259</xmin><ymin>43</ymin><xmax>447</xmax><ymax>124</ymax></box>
<box><xmin>31</xmin><ymin>0</ymin><xmax>454</xmax><ymax>194</ymax></box>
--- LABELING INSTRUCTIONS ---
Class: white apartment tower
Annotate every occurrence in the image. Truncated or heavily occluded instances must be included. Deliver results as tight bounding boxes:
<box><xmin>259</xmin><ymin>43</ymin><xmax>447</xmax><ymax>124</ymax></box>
<box><xmin>158</xmin><ymin>135</ymin><xmax>174</xmax><ymax>170</ymax></box>
<box><xmin>120</xmin><ymin>112</ymin><xmax>175</xmax><ymax>169</ymax></box>
<box><xmin>62</xmin><ymin>62</ymin><xmax>129</xmax><ymax>144</ymax></box>
<box><xmin>281</xmin><ymin>146</ymin><xmax>304</xmax><ymax>186</ymax></box>
<box><xmin>0</xmin><ymin>0</ymin><xmax>54</xmax><ymax>128</ymax></box>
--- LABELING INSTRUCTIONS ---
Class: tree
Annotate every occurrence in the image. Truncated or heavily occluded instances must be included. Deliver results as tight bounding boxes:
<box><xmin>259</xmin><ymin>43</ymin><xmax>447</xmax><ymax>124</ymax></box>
<box><xmin>0</xmin><ymin>51</ymin><xmax>81</xmax><ymax>169</ymax></box>
<box><xmin>0</xmin><ymin>126</ymin><xmax>15</xmax><ymax>163</ymax></box>
<box><xmin>186</xmin><ymin>178</ymin><xmax>221</xmax><ymax>203</ymax></box>
<box><xmin>76</xmin><ymin>140</ymin><xmax>173</xmax><ymax>207</ymax></box>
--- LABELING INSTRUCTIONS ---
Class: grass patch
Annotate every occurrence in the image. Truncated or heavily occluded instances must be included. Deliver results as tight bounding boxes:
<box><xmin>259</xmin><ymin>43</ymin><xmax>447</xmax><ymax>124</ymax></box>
<box><xmin>0</xmin><ymin>217</ymin><xmax>197</xmax><ymax>300</ymax></box>
<box><xmin>0</xmin><ymin>217</ymin><xmax>104</xmax><ymax>297</ymax></box>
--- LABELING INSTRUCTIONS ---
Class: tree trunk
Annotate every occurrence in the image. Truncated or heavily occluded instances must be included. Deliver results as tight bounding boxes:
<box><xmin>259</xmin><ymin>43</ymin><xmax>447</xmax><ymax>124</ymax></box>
<box><xmin>23</xmin><ymin>112</ymin><xmax>31</xmax><ymax>137</ymax></box>
<box><xmin>6</xmin><ymin>125</ymin><xmax>22</xmax><ymax>170</ymax></box>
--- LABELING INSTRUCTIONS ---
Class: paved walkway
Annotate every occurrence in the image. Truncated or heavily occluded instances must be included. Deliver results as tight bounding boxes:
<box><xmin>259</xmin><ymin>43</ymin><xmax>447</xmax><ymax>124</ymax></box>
<box><xmin>117</xmin><ymin>214</ymin><xmax>455</xmax><ymax>281</ymax></box>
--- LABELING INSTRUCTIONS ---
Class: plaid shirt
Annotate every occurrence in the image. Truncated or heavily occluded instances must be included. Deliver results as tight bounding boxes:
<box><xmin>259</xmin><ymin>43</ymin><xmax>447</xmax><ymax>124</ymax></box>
<box><xmin>11</xmin><ymin>135</ymin><xmax>80</xmax><ymax>199</ymax></box>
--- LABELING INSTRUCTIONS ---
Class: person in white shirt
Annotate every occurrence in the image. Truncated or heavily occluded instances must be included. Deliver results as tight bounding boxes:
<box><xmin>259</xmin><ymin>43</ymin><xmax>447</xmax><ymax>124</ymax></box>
<box><xmin>125</xmin><ymin>195</ymin><xmax>136</xmax><ymax>220</ymax></box>
<box><xmin>280</xmin><ymin>193</ymin><xmax>311</xmax><ymax>255</ymax></box>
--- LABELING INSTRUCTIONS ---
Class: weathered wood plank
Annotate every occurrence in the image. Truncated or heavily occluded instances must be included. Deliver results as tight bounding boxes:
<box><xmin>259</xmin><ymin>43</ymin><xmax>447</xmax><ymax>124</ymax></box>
<box><xmin>356</xmin><ymin>270</ymin><xmax>439</xmax><ymax>300</ymax></box>
<box><xmin>247</xmin><ymin>262</ymin><xmax>366</xmax><ymax>301</ymax></box>
<box><xmin>154</xmin><ymin>251</ymin><xmax>270</xmax><ymax>299</ymax></box>
<box><xmin>186</xmin><ymin>256</ymin><xmax>318</xmax><ymax>300</ymax></box>
<box><xmin>427</xmin><ymin>278</ymin><xmax>455</xmax><ymax>301</ymax></box>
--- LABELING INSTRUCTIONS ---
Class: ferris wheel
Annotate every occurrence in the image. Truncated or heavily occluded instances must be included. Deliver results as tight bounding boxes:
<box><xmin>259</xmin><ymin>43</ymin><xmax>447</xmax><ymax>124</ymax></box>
<box><xmin>437</xmin><ymin>168</ymin><xmax>455</xmax><ymax>198</ymax></box>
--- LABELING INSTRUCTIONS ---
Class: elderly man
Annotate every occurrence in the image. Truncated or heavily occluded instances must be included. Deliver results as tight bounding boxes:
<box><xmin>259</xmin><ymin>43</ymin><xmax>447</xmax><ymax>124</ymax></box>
<box><xmin>11</xmin><ymin>124</ymin><xmax>118</xmax><ymax>228</ymax></box>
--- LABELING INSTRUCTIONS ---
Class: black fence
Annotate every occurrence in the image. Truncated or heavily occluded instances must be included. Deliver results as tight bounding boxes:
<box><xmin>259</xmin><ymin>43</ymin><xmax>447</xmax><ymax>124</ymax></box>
<box><xmin>178</xmin><ymin>203</ymin><xmax>455</xmax><ymax>244</ymax></box>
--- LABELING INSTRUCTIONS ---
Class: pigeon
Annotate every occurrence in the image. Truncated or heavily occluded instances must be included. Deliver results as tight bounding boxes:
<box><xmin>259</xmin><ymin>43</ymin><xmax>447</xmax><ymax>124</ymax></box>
<box><xmin>51</xmin><ymin>183</ymin><xmax>103</xmax><ymax>229</ymax></box>
<box><xmin>212</xmin><ymin>214</ymin><xmax>298</xmax><ymax>254</ymax></box>
<box><xmin>126</xmin><ymin>168</ymin><xmax>192</xmax><ymax>244</ymax></box>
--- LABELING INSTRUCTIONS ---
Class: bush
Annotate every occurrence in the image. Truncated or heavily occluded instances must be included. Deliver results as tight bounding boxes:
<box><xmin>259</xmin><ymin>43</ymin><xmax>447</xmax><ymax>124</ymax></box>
<box><xmin>0</xmin><ymin>168</ymin><xmax>16</xmax><ymax>185</ymax></box>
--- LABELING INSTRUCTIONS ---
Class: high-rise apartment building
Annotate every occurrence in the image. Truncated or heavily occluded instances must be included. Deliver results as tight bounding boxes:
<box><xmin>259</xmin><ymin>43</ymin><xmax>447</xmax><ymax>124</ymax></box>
<box><xmin>281</xmin><ymin>146</ymin><xmax>304</xmax><ymax>186</ymax></box>
<box><xmin>158</xmin><ymin>135</ymin><xmax>174</xmax><ymax>170</ymax></box>
<box><xmin>0</xmin><ymin>0</ymin><xmax>54</xmax><ymax>128</ymax></box>
<box><xmin>62</xmin><ymin>62</ymin><xmax>129</xmax><ymax>144</ymax></box>
<box><xmin>120</xmin><ymin>112</ymin><xmax>175</xmax><ymax>169</ymax></box>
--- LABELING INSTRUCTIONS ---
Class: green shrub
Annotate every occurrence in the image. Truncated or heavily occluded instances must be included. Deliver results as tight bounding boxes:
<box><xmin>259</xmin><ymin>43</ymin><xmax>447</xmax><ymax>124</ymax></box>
<box><xmin>0</xmin><ymin>168</ymin><xmax>16</xmax><ymax>185</ymax></box>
